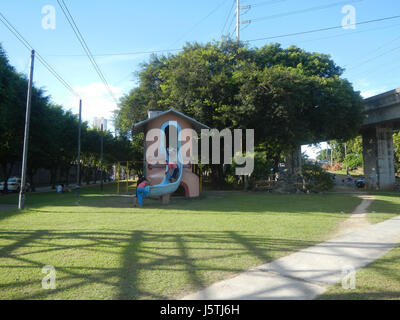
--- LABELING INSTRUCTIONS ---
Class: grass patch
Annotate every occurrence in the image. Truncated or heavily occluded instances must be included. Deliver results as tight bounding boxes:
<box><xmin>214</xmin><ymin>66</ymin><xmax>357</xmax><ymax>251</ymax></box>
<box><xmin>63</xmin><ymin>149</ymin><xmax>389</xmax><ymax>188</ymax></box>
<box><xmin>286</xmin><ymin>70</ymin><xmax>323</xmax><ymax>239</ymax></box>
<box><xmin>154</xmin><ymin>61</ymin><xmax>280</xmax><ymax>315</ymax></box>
<box><xmin>319</xmin><ymin>192</ymin><xmax>400</xmax><ymax>300</ymax></box>
<box><xmin>0</xmin><ymin>186</ymin><xmax>360</xmax><ymax>300</ymax></box>
<box><xmin>318</xmin><ymin>244</ymin><xmax>400</xmax><ymax>300</ymax></box>
<box><xmin>367</xmin><ymin>193</ymin><xmax>400</xmax><ymax>224</ymax></box>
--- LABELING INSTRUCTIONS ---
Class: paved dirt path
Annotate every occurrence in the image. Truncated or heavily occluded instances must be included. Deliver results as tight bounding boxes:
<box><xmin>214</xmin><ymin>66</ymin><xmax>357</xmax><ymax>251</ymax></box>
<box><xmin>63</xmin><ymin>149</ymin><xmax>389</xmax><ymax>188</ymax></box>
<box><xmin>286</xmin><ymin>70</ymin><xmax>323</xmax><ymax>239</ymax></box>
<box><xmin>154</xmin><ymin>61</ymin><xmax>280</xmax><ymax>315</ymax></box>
<box><xmin>182</xmin><ymin>195</ymin><xmax>400</xmax><ymax>300</ymax></box>
<box><xmin>332</xmin><ymin>195</ymin><xmax>374</xmax><ymax>237</ymax></box>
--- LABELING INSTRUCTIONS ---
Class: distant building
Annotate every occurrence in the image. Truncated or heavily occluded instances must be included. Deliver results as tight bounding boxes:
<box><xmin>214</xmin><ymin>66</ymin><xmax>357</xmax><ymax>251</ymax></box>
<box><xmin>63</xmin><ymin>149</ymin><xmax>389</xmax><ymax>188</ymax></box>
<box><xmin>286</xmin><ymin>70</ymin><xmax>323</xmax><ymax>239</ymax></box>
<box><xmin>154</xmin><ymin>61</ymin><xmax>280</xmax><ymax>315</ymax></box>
<box><xmin>93</xmin><ymin>117</ymin><xmax>107</xmax><ymax>130</ymax></box>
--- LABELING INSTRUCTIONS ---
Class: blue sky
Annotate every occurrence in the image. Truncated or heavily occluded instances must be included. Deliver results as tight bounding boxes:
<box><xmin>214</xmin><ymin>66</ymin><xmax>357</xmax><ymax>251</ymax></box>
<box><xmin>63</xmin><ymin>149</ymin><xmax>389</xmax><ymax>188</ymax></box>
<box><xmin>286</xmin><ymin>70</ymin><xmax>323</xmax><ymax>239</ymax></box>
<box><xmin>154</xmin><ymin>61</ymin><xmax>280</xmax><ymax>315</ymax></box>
<box><xmin>1</xmin><ymin>0</ymin><xmax>399</xmax><ymax>158</ymax></box>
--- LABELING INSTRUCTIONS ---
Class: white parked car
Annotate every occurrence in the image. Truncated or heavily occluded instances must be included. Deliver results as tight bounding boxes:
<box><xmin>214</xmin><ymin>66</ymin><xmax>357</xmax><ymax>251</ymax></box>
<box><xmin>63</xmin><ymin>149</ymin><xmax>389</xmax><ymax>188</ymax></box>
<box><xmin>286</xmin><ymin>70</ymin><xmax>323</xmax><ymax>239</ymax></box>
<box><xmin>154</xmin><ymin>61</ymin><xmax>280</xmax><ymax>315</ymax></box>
<box><xmin>0</xmin><ymin>177</ymin><xmax>30</xmax><ymax>193</ymax></box>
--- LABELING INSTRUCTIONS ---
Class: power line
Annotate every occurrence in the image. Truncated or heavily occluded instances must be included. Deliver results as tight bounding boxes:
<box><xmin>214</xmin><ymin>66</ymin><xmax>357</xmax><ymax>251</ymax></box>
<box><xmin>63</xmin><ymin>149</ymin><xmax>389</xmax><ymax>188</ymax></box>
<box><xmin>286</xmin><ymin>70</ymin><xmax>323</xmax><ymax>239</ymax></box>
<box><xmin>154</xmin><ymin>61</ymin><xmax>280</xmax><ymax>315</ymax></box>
<box><xmin>346</xmin><ymin>44</ymin><xmax>400</xmax><ymax>71</ymax></box>
<box><xmin>170</xmin><ymin>0</ymin><xmax>229</xmax><ymax>47</ymax></box>
<box><xmin>363</xmin><ymin>74</ymin><xmax>400</xmax><ymax>91</ymax></box>
<box><xmin>221</xmin><ymin>0</ymin><xmax>236</xmax><ymax>36</ymax></box>
<box><xmin>241</xmin><ymin>21</ymin><xmax>252</xmax><ymax>33</ymax></box>
<box><xmin>246</xmin><ymin>0</ymin><xmax>288</xmax><ymax>8</ymax></box>
<box><xmin>348</xmin><ymin>55</ymin><xmax>400</xmax><ymax>77</ymax></box>
<box><xmin>226</xmin><ymin>10</ymin><xmax>237</xmax><ymax>37</ymax></box>
<box><xmin>0</xmin><ymin>11</ymin><xmax>80</xmax><ymax>98</ymax></box>
<box><xmin>230</xmin><ymin>25</ymin><xmax>237</xmax><ymax>38</ymax></box>
<box><xmin>44</xmin><ymin>16</ymin><xmax>400</xmax><ymax>58</ymax></box>
<box><xmin>253</xmin><ymin>0</ymin><xmax>364</xmax><ymax>22</ymax></box>
<box><xmin>343</xmin><ymin>33</ymin><xmax>400</xmax><ymax>68</ymax></box>
<box><xmin>294</xmin><ymin>22</ymin><xmax>400</xmax><ymax>46</ymax></box>
<box><xmin>57</xmin><ymin>0</ymin><xmax>117</xmax><ymax>104</ymax></box>
<box><xmin>57</xmin><ymin>0</ymin><xmax>119</xmax><ymax>105</ymax></box>
<box><xmin>251</xmin><ymin>0</ymin><xmax>364</xmax><ymax>23</ymax></box>
<box><xmin>246</xmin><ymin>15</ymin><xmax>400</xmax><ymax>43</ymax></box>
<box><xmin>49</xmin><ymin>48</ymin><xmax>182</xmax><ymax>57</ymax></box>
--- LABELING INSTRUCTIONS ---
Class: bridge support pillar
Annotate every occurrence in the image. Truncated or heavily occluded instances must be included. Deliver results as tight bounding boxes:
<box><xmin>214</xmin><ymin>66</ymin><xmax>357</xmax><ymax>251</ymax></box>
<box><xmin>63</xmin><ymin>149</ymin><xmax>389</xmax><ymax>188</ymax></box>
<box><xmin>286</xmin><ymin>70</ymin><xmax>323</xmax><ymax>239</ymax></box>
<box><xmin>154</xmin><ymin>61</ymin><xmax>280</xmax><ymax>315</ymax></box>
<box><xmin>362</xmin><ymin>125</ymin><xmax>395</xmax><ymax>190</ymax></box>
<box><xmin>286</xmin><ymin>146</ymin><xmax>302</xmax><ymax>175</ymax></box>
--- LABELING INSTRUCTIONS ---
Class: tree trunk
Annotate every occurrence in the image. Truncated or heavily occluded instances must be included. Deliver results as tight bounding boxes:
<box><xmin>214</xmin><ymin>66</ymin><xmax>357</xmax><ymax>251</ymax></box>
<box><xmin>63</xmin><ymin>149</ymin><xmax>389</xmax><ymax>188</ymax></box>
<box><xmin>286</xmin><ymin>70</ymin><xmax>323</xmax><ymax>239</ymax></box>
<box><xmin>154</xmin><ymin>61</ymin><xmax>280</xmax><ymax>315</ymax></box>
<box><xmin>27</xmin><ymin>167</ymin><xmax>37</xmax><ymax>192</ymax></box>
<box><xmin>86</xmin><ymin>166</ymin><xmax>90</xmax><ymax>185</ymax></box>
<box><xmin>214</xmin><ymin>164</ymin><xmax>225</xmax><ymax>190</ymax></box>
<box><xmin>243</xmin><ymin>175</ymin><xmax>249</xmax><ymax>191</ymax></box>
<box><xmin>286</xmin><ymin>146</ymin><xmax>302</xmax><ymax>175</ymax></box>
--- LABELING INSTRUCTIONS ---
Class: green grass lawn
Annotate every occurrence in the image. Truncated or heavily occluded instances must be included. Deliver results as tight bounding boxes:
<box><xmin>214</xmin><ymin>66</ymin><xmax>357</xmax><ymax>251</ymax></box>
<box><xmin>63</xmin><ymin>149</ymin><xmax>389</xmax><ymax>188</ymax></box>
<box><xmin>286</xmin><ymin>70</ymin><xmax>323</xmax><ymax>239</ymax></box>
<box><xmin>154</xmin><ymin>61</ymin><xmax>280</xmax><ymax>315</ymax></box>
<box><xmin>319</xmin><ymin>193</ymin><xmax>400</xmax><ymax>300</ymax></box>
<box><xmin>318</xmin><ymin>244</ymin><xmax>400</xmax><ymax>300</ymax></box>
<box><xmin>367</xmin><ymin>193</ymin><xmax>400</xmax><ymax>224</ymax></box>
<box><xmin>0</xmin><ymin>185</ymin><xmax>361</xmax><ymax>300</ymax></box>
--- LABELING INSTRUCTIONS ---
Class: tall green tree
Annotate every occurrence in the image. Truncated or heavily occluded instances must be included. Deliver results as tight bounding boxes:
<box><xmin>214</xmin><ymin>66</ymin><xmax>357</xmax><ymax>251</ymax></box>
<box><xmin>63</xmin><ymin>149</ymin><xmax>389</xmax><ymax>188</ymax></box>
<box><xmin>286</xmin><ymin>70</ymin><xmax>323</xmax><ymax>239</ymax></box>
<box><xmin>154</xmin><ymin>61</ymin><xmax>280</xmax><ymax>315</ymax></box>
<box><xmin>0</xmin><ymin>45</ymin><xmax>26</xmax><ymax>191</ymax></box>
<box><xmin>115</xmin><ymin>40</ymin><xmax>364</xmax><ymax>184</ymax></box>
<box><xmin>394</xmin><ymin>131</ymin><xmax>400</xmax><ymax>174</ymax></box>
<box><xmin>0</xmin><ymin>43</ymin><xmax>135</xmax><ymax>190</ymax></box>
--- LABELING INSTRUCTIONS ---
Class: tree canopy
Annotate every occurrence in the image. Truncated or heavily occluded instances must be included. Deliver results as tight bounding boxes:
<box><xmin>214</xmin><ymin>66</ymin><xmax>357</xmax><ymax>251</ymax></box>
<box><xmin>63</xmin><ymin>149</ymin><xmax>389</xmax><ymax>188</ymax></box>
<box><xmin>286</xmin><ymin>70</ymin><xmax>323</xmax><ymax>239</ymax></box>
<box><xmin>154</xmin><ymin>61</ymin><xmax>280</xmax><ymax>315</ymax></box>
<box><xmin>0</xmin><ymin>44</ymin><xmax>133</xmax><ymax>191</ymax></box>
<box><xmin>114</xmin><ymin>40</ymin><xmax>365</xmax><ymax>180</ymax></box>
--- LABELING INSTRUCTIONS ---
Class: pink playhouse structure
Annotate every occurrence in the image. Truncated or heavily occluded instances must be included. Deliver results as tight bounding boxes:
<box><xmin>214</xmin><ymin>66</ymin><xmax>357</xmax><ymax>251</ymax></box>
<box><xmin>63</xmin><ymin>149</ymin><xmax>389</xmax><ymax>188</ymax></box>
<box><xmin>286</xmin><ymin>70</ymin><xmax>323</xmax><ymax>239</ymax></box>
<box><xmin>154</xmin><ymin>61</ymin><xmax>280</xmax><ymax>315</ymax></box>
<box><xmin>132</xmin><ymin>109</ymin><xmax>209</xmax><ymax>201</ymax></box>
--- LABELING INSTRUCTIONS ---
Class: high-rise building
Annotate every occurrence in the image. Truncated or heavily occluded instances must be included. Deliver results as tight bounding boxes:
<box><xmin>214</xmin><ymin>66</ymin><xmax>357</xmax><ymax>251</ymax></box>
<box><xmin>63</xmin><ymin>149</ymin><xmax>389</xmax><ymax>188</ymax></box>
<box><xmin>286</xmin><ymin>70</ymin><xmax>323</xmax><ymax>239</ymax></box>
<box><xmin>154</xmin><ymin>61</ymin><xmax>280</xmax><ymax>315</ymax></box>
<box><xmin>93</xmin><ymin>117</ymin><xmax>107</xmax><ymax>130</ymax></box>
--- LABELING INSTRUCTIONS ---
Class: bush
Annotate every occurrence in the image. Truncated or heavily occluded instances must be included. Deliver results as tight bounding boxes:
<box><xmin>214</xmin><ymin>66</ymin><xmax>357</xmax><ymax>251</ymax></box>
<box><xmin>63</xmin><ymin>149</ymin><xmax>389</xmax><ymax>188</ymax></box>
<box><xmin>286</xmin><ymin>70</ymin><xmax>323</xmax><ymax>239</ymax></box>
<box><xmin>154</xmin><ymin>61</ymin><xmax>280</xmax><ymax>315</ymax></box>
<box><xmin>224</xmin><ymin>174</ymin><xmax>236</xmax><ymax>185</ymax></box>
<box><xmin>343</xmin><ymin>153</ymin><xmax>363</xmax><ymax>170</ymax></box>
<box><xmin>302</xmin><ymin>163</ymin><xmax>335</xmax><ymax>192</ymax></box>
<box><xmin>252</xmin><ymin>152</ymin><xmax>275</xmax><ymax>180</ymax></box>
<box><xmin>232</xmin><ymin>151</ymin><xmax>274</xmax><ymax>181</ymax></box>
<box><xmin>321</xmin><ymin>162</ymin><xmax>342</xmax><ymax>171</ymax></box>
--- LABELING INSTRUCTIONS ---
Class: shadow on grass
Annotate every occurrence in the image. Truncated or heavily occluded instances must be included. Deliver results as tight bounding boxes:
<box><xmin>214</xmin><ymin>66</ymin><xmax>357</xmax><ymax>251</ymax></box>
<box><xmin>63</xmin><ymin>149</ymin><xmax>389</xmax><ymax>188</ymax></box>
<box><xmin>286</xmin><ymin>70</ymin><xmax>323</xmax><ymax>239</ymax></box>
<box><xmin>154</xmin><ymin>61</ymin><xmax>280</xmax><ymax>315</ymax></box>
<box><xmin>368</xmin><ymin>198</ymin><xmax>400</xmax><ymax>216</ymax></box>
<box><xmin>1</xmin><ymin>190</ymin><xmax>399</xmax><ymax>300</ymax></box>
<box><xmin>3</xmin><ymin>225</ymin><xmax>400</xmax><ymax>300</ymax></box>
<box><xmin>0</xmin><ymin>229</ymin><xmax>318</xmax><ymax>300</ymax></box>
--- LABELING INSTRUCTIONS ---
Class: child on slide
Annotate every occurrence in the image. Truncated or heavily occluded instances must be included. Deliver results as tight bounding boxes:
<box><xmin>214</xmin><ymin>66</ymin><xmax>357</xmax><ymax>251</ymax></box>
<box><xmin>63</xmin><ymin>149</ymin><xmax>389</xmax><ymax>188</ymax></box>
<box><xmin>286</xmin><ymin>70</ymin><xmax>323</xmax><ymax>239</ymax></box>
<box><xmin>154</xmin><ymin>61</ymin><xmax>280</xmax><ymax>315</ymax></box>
<box><xmin>166</xmin><ymin>161</ymin><xmax>178</xmax><ymax>182</ymax></box>
<box><xmin>134</xmin><ymin>175</ymin><xmax>150</xmax><ymax>207</ymax></box>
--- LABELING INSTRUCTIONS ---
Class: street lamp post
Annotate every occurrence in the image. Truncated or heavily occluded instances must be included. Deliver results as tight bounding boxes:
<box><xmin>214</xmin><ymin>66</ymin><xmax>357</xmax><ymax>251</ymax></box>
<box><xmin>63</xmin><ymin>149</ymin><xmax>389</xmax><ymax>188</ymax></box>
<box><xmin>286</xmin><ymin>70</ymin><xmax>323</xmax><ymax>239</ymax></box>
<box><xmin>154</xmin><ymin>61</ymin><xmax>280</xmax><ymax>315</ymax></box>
<box><xmin>100</xmin><ymin>123</ymin><xmax>104</xmax><ymax>192</ymax></box>
<box><xmin>18</xmin><ymin>50</ymin><xmax>35</xmax><ymax>210</ymax></box>
<box><xmin>76</xmin><ymin>100</ymin><xmax>82</xmax><ymax>201</ymax></box>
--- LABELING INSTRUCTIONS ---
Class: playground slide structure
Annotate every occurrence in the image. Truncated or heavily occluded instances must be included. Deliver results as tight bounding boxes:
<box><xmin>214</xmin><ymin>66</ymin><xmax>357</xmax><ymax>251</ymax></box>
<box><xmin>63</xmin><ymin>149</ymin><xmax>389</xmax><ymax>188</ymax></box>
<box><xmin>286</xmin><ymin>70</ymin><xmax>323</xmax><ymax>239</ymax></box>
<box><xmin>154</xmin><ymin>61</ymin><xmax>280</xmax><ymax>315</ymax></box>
<box><xmin>146</xmin><ymin>120</ymin><xmax>184</xmax><ymax>198</ymax></box>
<box><xmin>133</xmin><ymin>110</ymin><xmax>204</xmax><ymax>201</ymax></box>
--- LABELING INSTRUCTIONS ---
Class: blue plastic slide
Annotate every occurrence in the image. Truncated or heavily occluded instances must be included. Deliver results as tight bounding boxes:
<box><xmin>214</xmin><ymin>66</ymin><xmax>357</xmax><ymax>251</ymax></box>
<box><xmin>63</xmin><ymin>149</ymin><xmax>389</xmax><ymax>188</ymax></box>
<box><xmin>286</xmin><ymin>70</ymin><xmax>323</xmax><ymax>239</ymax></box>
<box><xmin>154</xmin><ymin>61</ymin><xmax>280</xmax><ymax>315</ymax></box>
<box><xmin>147</xmin><ymin>121</ymin><xmax>183</xmax><ymax>198</ymax></box>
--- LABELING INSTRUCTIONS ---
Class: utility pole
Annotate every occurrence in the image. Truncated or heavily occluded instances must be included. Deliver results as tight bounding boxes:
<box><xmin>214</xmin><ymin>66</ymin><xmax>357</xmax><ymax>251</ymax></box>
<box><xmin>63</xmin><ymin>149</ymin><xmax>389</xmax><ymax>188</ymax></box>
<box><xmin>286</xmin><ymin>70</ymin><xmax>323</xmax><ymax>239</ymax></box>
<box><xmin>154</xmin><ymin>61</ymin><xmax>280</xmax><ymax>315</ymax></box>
<box><xmin>76</xmin><ymin>100</ymin><xmax>82</xmax><ymax>200</ymax></box>
<box><xmin>18</xmin><ymin>50</ymin><xmax>35</xmax><ymax>210</ymax></box>
<box><xmin>236</xmin><ymin>0</ymin><xmax>240</xmax><ymax>41</ymax></box>
<box><xmin>100</xmin><ymin>123</ymin><xmax>104</xmax><ymax>193</ymax></box>
<box><xmin>345</xmin><ymin>142</ymin><xmax>349</xmax><ymax>175</ymax></box>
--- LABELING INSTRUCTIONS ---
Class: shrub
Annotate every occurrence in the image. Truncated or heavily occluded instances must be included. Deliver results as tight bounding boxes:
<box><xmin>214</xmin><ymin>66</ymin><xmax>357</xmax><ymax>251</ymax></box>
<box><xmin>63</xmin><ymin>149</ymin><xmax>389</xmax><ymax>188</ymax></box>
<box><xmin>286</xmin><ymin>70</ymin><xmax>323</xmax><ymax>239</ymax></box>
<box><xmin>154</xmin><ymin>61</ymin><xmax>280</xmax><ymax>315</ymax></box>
<box><xmin>302</xmin><ymin>163</ymin><xmax>335</xmax><ymax>192</ymax></box>
<box><xmin>232</xmin><ymin>151</ymin><xmax>274</xmax><ymax>181</ymax></box>
<box><xmin>343</xmin><ymin>153</ymin><xmax>363</xmax><ymax>171</ymax></box>
<box><xmin>322</xmin><ymin>162</ymin><xmax>342</xmax><ymax>171</ymax></box>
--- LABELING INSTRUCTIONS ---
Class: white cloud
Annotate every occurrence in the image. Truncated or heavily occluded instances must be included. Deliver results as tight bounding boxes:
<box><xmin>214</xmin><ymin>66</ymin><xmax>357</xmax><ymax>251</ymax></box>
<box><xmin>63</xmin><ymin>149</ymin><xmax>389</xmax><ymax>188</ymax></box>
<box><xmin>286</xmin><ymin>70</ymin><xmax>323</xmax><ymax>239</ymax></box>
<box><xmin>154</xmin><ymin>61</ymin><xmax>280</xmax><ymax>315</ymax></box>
<box><xmin>360</xmin><ymin>88</ymin><xmax>387</xmax><ymax>98</ymax></box>
<box><xmin>302</xmin><ymin>142</ymin><xmax>329</xmax><ymax>160</ymax></box>
<box><xmin>66</xmin><ymin>82</ymin><xmax>124</xmax><ymax>129</ymax></box>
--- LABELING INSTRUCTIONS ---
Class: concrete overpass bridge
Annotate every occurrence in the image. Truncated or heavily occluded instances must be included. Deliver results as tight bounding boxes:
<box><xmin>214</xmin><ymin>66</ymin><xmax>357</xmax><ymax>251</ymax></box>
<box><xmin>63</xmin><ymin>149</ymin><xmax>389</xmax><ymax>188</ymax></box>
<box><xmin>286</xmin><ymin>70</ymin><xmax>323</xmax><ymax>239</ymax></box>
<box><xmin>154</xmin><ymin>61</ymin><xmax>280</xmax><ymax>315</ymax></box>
<box><xmin>361</xmin><ymin>88</ymin><xmax>400</xmax><ymax>190</ymax></box>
